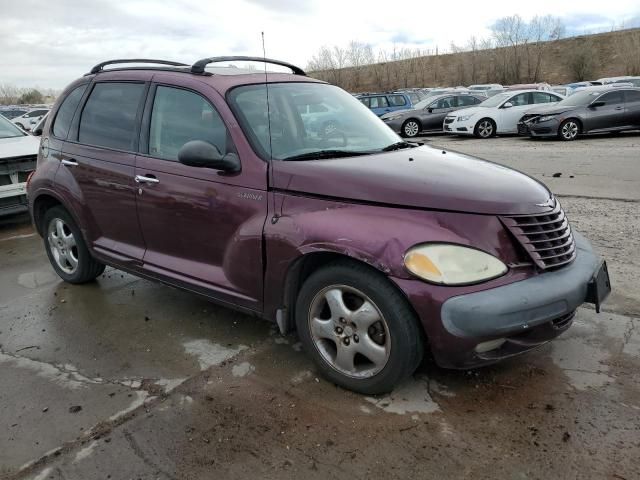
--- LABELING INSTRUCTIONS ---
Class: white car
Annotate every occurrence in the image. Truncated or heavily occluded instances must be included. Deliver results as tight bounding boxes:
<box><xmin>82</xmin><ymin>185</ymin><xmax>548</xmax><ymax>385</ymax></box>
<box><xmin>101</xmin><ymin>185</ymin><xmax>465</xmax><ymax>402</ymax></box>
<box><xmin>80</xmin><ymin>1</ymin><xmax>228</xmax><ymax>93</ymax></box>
<box><xmin>11</xmin><ymin>108</ymin><xmax>50</xmax><ymax>131</ymax></box>
<box><xmin>0</xmin><ymin>114</ymin><xmax>40</xmax><ymax>216</ymax></box>
<box><xmin>443</xmin><ymin>89</ymin><xmax>565</xmax><ymax>138</ymax></box>
<box><xmin>468</xmin><ymin>83</ymin><xmax>503</xmax><ymax>92</ymax></box>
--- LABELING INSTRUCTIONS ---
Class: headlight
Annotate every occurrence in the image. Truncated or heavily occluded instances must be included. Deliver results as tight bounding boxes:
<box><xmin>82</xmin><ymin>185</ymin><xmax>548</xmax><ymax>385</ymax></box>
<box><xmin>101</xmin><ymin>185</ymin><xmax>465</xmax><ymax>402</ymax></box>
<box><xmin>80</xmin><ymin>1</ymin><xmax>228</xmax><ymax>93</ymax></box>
<box><xmin>457</xmin><ymin>114</ymin><xmax>474</xmax><ymax>122</ymax></box>
<box><xmin>404</xmin><ymin>244</ymin><xmax>508</xmax><ymax>285</ymax></box>
<box><xmin>537</xmin><ymin>115</ymin><xmax>557</xmax><ymax>123</ymax></box>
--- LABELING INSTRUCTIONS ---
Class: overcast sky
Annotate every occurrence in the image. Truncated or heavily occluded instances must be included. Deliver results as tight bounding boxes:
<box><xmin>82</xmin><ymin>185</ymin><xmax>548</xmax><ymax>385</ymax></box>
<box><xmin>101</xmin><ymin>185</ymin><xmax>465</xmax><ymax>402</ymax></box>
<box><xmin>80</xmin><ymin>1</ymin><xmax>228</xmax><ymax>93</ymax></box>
<box><xmin>1</xmin><ymin>0</ymin><xmax>639</xmax><ymax>90</ymax></box>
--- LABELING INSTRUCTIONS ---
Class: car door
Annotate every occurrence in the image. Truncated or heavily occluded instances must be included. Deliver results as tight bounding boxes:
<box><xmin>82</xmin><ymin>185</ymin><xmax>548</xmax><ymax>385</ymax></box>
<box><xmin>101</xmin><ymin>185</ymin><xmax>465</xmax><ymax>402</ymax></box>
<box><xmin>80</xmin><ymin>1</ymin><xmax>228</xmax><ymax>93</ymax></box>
<box><xmin>422</xmin><ymin>96</ymin><xmax>456</xmax><ymax>130</ymax></box>
<box><xmin>134</xmin><ymin>83</ymin><xmax>267</xmax><ymax>311</ymax></box>
<box><xmin>584</xmin><ymin>91</ymin><xmax>625</xmax><ymax>131</ymax></box>
<box><xmin>497</xmin><ymin>92</ymin><xmax>534</xmax><ymax>132</ymax></box>
<box><xmin>622</xmin><ymin>90</ymin><xmax>640</xmax><ymax>128</ymax></box>
<box><xmin>59</xmin><ymin>79</ymin><xmax>148</xmax><ymax>264</ymax></box>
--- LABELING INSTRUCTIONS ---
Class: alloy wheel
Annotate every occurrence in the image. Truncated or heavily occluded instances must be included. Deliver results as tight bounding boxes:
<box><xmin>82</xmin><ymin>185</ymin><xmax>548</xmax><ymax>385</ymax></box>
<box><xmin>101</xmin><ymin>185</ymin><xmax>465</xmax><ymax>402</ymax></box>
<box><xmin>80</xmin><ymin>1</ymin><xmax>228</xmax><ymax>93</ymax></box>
<box><xmin>404</xmin><ymin>121</ymin><xmax>419</xmax><ymax>137</ymax></box>
<box><xmin>477</xmin><ymin>120</ymin><xmax>494</xmax><ymax>138</ymax></box>
<box><xmin>47</xmin><ymin>218</ymin><xmax>79</xmax><ymax>274</ymax></box>
<box><xmin>561</xmin><ymin>121</ymin><xmax>578</xmax><ymax>140</ymax></box>
<box><xmin>308</xmin><ymin>285</ymin><xmax>391</xmax><ymax>379</ymax></box>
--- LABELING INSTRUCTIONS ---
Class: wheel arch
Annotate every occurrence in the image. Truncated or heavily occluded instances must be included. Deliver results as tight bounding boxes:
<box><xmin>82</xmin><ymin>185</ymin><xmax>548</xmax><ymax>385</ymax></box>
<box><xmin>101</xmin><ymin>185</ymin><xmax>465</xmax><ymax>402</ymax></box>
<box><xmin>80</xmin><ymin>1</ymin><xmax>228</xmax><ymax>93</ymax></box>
<box><xmin>278</xmin><ymin>251</ymin><xmax>422</xmax><ymax>338</ymax></box>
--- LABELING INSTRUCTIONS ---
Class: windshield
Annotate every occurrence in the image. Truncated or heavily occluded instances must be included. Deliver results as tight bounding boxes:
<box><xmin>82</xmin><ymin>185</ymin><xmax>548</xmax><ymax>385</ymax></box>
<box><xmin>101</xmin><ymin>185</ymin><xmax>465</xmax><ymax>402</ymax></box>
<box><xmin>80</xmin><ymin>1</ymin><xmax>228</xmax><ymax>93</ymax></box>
<box><xmin>229</xmin><ymin>83</ymin><xmax>402</xmax><ymax>160</ymax></box>
<box><xmin>556</xmin><ymin>90</ymin><xmax>603</xmax><ymax>107</ymax></box>
<box><xmin>0</xmin><ymin>114</ymin><xmax>26</xmax><ymax>139</ymax></box>
<box><xmin>478</xmin><ymin>92</ymin><xmax>512</xmax><ymax>107</ymax></box>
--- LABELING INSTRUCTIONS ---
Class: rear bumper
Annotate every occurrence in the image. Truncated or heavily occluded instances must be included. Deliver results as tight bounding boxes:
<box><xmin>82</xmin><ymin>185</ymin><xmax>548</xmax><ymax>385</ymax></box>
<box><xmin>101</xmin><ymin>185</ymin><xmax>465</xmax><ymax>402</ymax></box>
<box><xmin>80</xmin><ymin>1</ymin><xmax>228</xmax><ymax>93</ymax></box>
<box><xmin>395</xmin><ymin>231</ymin><xmax>608</xmax><ymax>368</ymax></box>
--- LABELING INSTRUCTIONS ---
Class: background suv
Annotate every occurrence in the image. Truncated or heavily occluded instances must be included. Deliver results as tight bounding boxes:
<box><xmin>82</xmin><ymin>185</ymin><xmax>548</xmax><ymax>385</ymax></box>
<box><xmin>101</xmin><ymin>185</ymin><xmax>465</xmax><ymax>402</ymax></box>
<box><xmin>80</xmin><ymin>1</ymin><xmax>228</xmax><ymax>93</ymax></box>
<box><xmin>356</xmin><ymin>92</ymin><xmax>416</xmax><ymax>116</ymax></box>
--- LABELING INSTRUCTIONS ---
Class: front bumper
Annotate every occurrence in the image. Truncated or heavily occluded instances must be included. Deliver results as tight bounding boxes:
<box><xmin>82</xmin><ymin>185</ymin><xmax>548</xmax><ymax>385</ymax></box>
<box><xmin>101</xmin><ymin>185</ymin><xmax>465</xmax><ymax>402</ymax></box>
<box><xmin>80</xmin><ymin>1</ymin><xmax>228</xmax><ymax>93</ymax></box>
<box><xmin>395</xmin><ymin>231</ymin><xmax>609</xmax><ymax>368</ymax></box>
<box><xmin>381</xmin><ymin>117</ymin><xmax>403</xmax><ymax>133</ymax></box>
<box><xmin>443</xmin><ymin>116</ymin><xmax>473</xmax><ymax>135</ymax></box>
<box><xmin>524</xmin><ymin>118</ymin><xmax>561</xmax><ymax>137</ymax></box>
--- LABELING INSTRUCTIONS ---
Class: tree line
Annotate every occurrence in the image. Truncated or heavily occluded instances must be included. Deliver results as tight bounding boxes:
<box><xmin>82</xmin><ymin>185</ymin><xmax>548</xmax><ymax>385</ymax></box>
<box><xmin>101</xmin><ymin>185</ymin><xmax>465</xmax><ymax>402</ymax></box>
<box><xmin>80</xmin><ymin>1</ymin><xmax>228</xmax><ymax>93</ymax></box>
<box><xmin>0</xmin><ymin>84</ymin><xmax>53</xmax><ymax>105</ymax></box>
<box><xmin>307</xmin><ymin>15</ymin><xmax>640</xmax><ymax>91</ymax></box>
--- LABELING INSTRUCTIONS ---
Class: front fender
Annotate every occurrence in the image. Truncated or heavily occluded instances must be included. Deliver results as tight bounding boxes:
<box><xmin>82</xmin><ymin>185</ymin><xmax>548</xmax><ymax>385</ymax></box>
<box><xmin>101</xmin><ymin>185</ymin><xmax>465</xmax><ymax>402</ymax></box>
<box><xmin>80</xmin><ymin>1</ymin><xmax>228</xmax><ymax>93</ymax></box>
<box><xmin>262</xmin><ymin>192</ymin><xmax>526</xmax><ymax>321</ymax></box>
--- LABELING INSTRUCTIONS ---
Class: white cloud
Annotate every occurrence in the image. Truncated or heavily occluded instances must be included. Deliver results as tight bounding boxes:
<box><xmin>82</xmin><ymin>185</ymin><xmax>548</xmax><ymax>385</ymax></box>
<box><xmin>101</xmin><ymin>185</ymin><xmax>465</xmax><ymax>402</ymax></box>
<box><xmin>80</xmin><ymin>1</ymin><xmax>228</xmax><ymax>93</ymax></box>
<box><xmin>0</xmin><ymin>0</ymin><xmax>638</xmax><ymax>89</ymax></box>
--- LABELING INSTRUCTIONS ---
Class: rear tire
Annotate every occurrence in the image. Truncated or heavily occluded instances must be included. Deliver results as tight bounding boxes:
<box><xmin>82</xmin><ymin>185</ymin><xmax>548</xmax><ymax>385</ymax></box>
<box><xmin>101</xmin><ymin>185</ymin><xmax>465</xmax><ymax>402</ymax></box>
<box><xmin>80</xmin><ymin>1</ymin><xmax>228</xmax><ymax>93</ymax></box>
<box><xmin>558</xmin><ymin>119</ymin><xmax>580</xmax><ymax>141</ymax></box>
<box><xmin>474</xmin><ymin>118</ymin><xmax>496</xmax><ymax>138</ymax></box>
<box><xmin>43</xmin><ymin>206</ymin><xmax>105</xmax><ymax>284</ymax></box>
<box><xmin>295</xmin><ymin>260</ymin><xmax>424</xmax><ymax>395</ymax></box>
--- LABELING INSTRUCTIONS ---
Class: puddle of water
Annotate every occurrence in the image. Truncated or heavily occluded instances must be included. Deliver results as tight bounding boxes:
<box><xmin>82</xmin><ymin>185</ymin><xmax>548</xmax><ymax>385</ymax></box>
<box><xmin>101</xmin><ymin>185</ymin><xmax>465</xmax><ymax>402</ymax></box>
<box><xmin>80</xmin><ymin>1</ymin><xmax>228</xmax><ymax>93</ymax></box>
<box><xmin>365</xmin><ymin>378</ymin><xmax>441</xmax><ymax>415</ymax></box>
<box><xmin>17</xmin><ymin>270</ymin><xmax>57</xmax><ymax>289</ymax></box>
<box><xmin>182</xmin><ymin>339</ymin><xmax>247</xmax><ymax>371</ymax></box>
<box><xmin>73</xmin><ymin>441</ymin><xmax>98</xmax><ymax>464</ymax></box>
<box><xmin>550</xmin><ymin>336</ymin><xmax>614</xmax><ymax>390</ymax></box>
<box><xmin>232</xmin><ymin>361</ymin><xmax>255</xmax><ymax>377</ymax></box>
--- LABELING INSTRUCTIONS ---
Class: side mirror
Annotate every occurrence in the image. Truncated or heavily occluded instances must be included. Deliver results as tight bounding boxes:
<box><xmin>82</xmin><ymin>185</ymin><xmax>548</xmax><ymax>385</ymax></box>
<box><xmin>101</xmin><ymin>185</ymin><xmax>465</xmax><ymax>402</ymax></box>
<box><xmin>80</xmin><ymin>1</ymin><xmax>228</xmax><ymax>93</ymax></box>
<box><xmin>177</xmin><ymin>140</ymin><xmax>241</xmax><ymax>173</ymax></box>
<box><xmin>32</xmin><ymin>126</ymin><xmax>44</xmax><ymax>136</ymax></box>
<box><xmin>427</xmin><ymin>108</ymin><xmax>434</xmax><ymax>113</ymax></box>
<box><xmin>590</xmin><ymin>101</ymin><xmax>605</xmax><ymax>108</ymax></box>
<box><xmin>502</xmin><ymin>102</ymin><xmax>513</xmax><ymax>108</ymax></box>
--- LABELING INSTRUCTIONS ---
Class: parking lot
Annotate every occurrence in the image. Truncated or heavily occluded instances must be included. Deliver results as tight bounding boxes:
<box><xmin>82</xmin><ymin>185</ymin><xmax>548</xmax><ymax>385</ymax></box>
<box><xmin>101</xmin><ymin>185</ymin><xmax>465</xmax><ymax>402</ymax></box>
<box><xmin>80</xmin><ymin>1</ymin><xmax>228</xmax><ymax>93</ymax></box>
<box><xmin>1</xmin><ymin>133</ymin><xmax>639</xmax><ymax>480</ymax></box>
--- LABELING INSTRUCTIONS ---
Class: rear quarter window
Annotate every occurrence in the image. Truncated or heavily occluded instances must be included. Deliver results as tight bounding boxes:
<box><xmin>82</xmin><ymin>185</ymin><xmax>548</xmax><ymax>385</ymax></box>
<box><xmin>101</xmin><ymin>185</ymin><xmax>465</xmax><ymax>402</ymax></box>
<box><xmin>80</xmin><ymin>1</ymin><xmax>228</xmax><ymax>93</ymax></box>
<box><xmin>78</xmin><ymin>82</ymin><xmax>145</xmax><ymax>151</ymax></box>
<box><xmin>388</xmin><ymin>95</ymin><xmax>407</xmax><ymax>107</ymax></box>
<box><xmin>52</xmin><ymin>84</ymin><xmax>88</xmax><ymax>139</ymax></box>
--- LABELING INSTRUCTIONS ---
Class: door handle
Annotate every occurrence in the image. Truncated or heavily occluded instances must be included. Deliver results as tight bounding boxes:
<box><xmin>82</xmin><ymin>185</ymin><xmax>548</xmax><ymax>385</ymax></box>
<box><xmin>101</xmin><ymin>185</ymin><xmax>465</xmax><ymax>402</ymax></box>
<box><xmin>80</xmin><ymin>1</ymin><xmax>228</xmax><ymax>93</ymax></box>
<box><xmin>614</xmin><ymin>106</ymin><xmax>623</xmax><ymax>110</ymax></box>
<box><xmin>61</xmin><ymin>159</ymin><xmax>78</xmax><ymax>167</ymax></box>
<box><xmin>135</xmin><ymin>174</ymin><xmax>159</xmax><ymax>184</ymax></box>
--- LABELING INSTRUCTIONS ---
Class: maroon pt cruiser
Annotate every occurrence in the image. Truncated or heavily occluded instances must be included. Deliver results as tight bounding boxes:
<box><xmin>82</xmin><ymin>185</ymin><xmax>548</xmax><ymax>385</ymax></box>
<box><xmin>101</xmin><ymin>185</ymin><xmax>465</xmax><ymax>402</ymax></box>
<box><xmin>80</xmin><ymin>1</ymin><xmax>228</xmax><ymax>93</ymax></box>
<box><xmin>27</xmin><ymin>57</ymin><xmax>611</xmax><ymax>394</ymax></box>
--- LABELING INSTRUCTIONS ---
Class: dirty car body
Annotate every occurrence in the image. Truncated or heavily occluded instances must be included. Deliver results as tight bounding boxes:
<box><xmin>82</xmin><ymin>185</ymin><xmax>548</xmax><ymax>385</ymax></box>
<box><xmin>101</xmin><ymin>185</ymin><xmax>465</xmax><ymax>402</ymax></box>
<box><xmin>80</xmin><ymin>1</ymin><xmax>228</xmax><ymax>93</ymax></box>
<box><xmin>27</xmin><ymin>57</ymin><xmax>611</xmax><ymax>394</ymax></box>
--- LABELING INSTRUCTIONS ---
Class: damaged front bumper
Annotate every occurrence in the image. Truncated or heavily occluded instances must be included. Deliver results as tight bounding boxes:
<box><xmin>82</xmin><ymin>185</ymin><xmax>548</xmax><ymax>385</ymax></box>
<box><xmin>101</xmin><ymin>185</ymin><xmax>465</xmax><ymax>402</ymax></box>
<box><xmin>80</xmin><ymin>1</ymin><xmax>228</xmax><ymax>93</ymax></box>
<box><xmin>393</xmin><ymin>231</ymin><xmax>610</xmax><ymax>369</ymax></box>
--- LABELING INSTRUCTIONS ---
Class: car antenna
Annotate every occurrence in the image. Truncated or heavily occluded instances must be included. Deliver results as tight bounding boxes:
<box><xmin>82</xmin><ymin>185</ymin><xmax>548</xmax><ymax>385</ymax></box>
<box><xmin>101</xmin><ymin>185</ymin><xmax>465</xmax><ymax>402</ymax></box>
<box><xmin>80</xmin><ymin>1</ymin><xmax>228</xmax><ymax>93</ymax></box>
<box><xmin>262</xmin><ymin>32</ymin><xmax>279</xmax><ymax>225</ymax></box>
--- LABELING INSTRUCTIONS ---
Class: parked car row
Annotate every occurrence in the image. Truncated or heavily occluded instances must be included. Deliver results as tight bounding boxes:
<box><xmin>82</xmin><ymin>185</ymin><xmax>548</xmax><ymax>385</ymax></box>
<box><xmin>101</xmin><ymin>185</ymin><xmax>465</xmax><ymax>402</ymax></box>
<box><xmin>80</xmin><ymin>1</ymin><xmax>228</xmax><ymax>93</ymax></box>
<box><xmin>0</xmin><ymin>105</ymin><xmax>50</xmax><ymax>131</ymax></box>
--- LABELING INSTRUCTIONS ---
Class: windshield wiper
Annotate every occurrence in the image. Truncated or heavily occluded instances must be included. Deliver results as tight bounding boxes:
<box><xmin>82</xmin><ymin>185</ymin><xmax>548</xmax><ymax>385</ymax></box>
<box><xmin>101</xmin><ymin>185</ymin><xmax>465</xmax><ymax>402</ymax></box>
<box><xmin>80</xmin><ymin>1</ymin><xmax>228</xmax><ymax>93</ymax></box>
<box><xmin>282</xmin><ymin>150</ymin><xmax>370</xmax><ymax>161</ymax></box>
<box><xmin>381</xmin><ymin>141</ymin><xmax>415</xmax><ymax>152</ymax></box>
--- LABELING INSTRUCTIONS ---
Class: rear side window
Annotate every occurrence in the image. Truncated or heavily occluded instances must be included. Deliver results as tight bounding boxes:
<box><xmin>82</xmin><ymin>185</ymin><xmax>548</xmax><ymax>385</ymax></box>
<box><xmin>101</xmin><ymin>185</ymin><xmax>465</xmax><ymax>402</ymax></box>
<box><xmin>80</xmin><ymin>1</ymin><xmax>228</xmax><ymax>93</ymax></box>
<box><xmin>369</xmin><ymin>96</ymin><xmax>389</xmax><ymax>108</ymax></box>
<box><xmin>79</xmin><ymin>82</ymin><xmax>145</xmax><ymax>151</ymax></box>
<box><xmin>358</xmin><ymin>97</ymin><xmax>370</xmax><ymax>107</ymax></box>
<box><xmin>52</xmin><ymin>85</ymin><xmax>87</xmax><ymax>139</ymax></box>
<box><xmin>625</xmin><ymin>90</ymin><xmax>640</xmax><ymax>102</ymax></box>
<box><xmin>456</xmin><ymin>96</ymin><xmax>480</xmax><ymax>107</ymax></box>
<box><xmin>148</xmin><ymin>86</ymin><xmax>229</xmax><ymax>161</ymax></box>
<box><xmin>599</xmin><ymin>91</ymin><xmax>624</xmax><ymax>104</ymax></box>
<box><xmin>388</xmin><ymin>95</ymin><xmax>407</xmax><ymax>106</ymax></box>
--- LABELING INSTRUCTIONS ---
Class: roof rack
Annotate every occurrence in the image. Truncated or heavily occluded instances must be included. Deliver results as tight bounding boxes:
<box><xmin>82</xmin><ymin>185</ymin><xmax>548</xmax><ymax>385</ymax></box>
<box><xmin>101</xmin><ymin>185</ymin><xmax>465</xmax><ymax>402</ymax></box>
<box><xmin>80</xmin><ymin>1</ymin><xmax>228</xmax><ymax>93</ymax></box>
<box><xmin>191</xmin><ymin>56</ymin><xmax>306</xmax><ymax>76</ymax></box>
<box><xmin>89</xmin><ymin>59</ymin><xmax>188</xmax><ymax>74</ymax></box>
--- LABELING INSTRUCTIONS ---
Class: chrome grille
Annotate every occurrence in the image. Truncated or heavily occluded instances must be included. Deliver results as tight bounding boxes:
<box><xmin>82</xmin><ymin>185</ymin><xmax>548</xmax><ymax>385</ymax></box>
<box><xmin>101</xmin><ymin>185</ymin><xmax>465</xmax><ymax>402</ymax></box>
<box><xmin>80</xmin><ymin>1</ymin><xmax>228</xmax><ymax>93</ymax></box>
<box><xmin>501</xmin><ymin>200</ymin><xmax>576</xmax><ymax>270</ymax></box>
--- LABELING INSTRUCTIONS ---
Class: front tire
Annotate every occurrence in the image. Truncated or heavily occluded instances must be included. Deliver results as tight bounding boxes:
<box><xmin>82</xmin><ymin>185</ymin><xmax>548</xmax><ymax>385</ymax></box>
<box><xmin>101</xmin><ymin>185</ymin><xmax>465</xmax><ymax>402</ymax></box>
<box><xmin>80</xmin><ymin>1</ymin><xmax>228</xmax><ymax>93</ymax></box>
<box><xmin>402</xmin><ymin>119</ymin><xmax>421</xmax><ymax>138</ymax></box>
<box><xmin>558</xmin><ymin>119</ymin><xmax>580</xmax><ymax>141</ymax></box>
<box><xmin>474</xmin><ymin>118</ymin><xmax>496</xmax><ymax>138</ymax></box>
<box><xmin>43</xmin><ymin>206</ymin><xmax>105</xmax><ymax>284</ymax></box>
<box><xmin>295</xmin><ymin>260</ymin><xmax>424</xmax><ymax>395</ymax></box>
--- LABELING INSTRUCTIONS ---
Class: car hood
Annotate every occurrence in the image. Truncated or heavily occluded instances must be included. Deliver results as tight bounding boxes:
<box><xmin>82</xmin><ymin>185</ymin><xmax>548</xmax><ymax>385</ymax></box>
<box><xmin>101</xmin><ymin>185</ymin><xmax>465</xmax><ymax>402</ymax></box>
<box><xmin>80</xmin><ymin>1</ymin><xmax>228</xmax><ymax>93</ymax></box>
<box><xmin>524</xmin><ymin>104</ymin><xmax>577</xmax><ymax>115</ymax></box>
<box><xmin>0</xmin><ymin>134</ymin><xmax>40</xmax><ymax>159</ymax></box>
<box><xmin>272</xmin><ymin>145</ymin><xmax>552</xmax><ymax>215</ymax></box>
<box><xmin>446</xmin><ymin>106</ymin><xmax>485</xmax><ymax>118</ymax></box>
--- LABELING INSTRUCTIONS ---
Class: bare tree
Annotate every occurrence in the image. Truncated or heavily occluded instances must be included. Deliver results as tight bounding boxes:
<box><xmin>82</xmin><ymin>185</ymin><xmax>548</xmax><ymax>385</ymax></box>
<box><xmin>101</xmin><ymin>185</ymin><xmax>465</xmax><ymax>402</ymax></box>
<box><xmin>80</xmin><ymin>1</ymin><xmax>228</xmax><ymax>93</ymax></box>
<box><xmin>568</xmin><ymin>37</ymin><xmax>596</xmax><ymax>81</ymax></box>
<box><xmin>0</xmin><ymin>83</ymin><xmax>22</xmax><ymax>105</ymax></box>
<box><xmin>619</xmin><ymin>30</ymin><xmax>640</xmax><ymax>75</ymax></box>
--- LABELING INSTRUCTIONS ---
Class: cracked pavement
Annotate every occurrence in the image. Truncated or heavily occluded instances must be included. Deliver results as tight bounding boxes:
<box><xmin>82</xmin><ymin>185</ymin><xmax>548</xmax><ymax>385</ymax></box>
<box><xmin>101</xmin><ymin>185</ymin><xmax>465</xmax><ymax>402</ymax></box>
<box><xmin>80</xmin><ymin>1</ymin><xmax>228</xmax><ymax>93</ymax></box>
<box><xmin>1</xmin><ymin>133</ymin><xmax>639</xmax><ymax>480</ymax></box>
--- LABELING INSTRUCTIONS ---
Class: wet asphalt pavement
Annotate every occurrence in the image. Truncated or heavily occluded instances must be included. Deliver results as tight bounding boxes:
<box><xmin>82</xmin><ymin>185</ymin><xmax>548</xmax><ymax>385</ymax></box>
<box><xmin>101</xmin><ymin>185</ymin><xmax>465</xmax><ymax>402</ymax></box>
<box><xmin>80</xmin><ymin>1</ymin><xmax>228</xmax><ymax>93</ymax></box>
<box><xmin>1</xmin><ymin>134</ymin><xmax>639</xmax><ymax>480</ymax></box>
